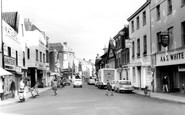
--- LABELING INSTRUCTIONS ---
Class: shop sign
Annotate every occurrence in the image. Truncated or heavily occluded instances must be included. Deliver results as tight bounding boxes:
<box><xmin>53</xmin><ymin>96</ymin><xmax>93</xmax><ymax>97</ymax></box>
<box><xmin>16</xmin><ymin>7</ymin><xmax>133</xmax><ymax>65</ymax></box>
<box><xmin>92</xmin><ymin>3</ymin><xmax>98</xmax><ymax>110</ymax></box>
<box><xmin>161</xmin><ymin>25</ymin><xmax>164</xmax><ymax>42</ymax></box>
<box><xmin>156</xmin><ymin>49</ymin><xmax>185</xmax><ymax>66</ymax></box>
<box><xmin>4</xmin><ymin>56</ymin><xmax>16</xmax><ymax>66</ymax></box>
<box><xmin>125</xmin><ymin>39</ymin><xmax>132</xmax><ymax>48</ymax></box>
<box><xmin>160</xmin><ymin>32</ymin><xmax>169</xmax><ymax>47</ymax></box>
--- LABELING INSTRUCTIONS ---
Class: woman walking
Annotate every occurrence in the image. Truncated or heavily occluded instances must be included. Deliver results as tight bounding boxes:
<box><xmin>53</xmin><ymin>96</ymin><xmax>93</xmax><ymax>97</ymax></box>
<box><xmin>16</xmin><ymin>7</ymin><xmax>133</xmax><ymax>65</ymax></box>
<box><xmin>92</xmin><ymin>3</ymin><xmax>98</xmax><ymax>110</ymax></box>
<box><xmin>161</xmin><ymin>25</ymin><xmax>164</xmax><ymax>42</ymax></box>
<box><xmin>51</xmin><ymin>77</ymin><xmax>58</xmax><ymax>96</ymax></box>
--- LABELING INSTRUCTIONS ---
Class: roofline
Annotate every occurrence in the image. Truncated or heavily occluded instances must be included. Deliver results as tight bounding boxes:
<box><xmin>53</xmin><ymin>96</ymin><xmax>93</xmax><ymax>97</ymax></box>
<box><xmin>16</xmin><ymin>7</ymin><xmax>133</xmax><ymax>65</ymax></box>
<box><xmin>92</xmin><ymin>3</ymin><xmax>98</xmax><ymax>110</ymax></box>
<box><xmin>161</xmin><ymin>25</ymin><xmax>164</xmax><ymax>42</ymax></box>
<box><xmin>127</xmin><ymin>0</ymin><xmax>150</xmax><ymax>21</ymax></box>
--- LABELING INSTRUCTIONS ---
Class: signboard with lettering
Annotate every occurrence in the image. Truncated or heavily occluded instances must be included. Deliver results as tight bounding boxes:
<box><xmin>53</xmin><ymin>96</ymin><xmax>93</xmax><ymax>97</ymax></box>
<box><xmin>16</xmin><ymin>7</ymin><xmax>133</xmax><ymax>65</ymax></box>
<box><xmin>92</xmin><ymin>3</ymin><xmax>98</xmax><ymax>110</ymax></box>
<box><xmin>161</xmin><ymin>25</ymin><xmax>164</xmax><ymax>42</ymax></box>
<box><xmin>156</xmin><ymin>49</ymin><xmax>185</xmax><ymax>66</ymax></box>
<box><xmin>160</xmin><ymin>32</ymin><xmax>169</xmax><ymax>47</ymax></box>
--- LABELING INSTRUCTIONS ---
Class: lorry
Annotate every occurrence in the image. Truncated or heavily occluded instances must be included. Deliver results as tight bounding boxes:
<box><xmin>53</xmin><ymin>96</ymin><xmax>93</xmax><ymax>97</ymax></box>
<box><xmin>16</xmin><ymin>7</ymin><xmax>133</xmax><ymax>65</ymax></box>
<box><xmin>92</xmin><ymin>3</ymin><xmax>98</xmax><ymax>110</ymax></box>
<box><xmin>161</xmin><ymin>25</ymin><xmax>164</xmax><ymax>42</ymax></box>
<box><xmin>97</xmin><ymin>68</ymin><xmax>118</xmax><ymax>89</ymax></box>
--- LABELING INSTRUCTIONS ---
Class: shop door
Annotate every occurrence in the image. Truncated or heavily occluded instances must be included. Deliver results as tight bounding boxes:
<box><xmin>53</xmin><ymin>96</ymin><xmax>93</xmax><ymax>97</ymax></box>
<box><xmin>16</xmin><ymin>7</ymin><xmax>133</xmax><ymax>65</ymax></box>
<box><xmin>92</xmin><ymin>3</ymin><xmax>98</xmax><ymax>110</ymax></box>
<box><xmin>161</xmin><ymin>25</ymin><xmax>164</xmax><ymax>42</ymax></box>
<box><xmin>180</xmin><ymin>72</ymin><xmax>185</xmax><ymax>93</ymax></box>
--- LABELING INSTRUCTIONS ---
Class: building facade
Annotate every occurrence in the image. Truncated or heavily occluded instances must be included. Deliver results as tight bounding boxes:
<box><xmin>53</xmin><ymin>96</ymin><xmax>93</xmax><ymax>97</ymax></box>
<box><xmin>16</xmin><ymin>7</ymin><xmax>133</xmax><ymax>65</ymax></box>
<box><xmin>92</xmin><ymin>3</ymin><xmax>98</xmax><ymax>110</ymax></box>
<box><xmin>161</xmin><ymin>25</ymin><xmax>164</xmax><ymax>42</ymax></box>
<box><xmin>127</xmin><ymin>0</ymin><xmax>152</xmax><ymax>89</ymax></box>
<box><xmin>151</xmin><ymin>0</ymin><xmax>185</xmax><ymax>93</ymax></box>
<box><xmin>25</xmin><ymin>21</ymin><xmax>49</xmax><ymax>87</ymax></box>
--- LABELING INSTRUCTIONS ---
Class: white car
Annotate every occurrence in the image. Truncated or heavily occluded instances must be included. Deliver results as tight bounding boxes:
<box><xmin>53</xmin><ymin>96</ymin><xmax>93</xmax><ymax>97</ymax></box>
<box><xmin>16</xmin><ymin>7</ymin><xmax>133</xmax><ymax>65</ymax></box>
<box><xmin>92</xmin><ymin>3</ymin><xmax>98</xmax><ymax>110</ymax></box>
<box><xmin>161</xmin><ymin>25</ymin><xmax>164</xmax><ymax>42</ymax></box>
<box><xmin>88</xmin><ymin>78</ymin><xmax>95</xmax><ymax>85</ymax></box>
<box><xmin>114</xmin><ymin>80</ymin><xmax>134</xmax><ymax>93</ymax></box>
<box><xmin>73</xmin><ymin>79</ymin><xmax>83</xmax><ymax>88</ymax></box>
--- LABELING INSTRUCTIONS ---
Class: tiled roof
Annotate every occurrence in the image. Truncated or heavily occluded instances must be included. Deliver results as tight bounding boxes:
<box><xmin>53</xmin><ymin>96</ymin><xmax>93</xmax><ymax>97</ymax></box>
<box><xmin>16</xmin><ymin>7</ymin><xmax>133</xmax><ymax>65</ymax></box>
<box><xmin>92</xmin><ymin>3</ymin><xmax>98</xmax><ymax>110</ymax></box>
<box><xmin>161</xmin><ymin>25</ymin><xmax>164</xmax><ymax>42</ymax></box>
<box><xmin>49</xmin><ymin>43</ymin><xmax>63</xmax><ymax>52</ymax></box>
<box><xmin>2</xmin><ymin>12</ymin><xmax>18</xmax><ymax>32</ymax></box>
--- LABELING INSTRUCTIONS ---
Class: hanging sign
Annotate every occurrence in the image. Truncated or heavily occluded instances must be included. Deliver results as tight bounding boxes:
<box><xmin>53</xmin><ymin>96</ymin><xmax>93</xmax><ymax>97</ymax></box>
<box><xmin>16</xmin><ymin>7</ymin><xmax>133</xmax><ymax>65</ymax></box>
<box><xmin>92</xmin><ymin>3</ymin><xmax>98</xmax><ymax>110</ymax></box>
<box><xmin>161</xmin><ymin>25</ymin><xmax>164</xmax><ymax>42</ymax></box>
<box><xmin>160</xmin><ymin>32</ymin><xmax>169</xmax><ymax>47</ymax></box>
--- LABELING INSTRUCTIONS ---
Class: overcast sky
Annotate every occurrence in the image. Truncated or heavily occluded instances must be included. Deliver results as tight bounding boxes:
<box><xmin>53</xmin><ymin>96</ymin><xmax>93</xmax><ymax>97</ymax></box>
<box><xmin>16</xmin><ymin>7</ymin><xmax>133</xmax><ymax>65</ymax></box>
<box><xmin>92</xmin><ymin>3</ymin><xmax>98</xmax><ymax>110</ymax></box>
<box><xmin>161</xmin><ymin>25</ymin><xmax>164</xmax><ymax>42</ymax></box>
<box><xmin>3</xmin><ymin>0</ymin><xmax>146</xmax><ymax>62</ymax></box>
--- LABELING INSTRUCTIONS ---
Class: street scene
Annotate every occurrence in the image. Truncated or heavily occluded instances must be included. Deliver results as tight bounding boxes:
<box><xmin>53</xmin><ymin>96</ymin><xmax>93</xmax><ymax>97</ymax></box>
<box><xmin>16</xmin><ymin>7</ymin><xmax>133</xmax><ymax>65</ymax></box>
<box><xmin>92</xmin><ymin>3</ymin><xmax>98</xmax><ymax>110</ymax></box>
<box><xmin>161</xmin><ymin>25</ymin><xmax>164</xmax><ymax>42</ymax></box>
<box><xmin>1</xmin><ymin>84</ymin><xmax>185</xmax><ymax>115</ymax></box>
<box><xmin>1</xmin><ymin>0</ymin><xmax>185</xmax><ymax>114</ymax></box>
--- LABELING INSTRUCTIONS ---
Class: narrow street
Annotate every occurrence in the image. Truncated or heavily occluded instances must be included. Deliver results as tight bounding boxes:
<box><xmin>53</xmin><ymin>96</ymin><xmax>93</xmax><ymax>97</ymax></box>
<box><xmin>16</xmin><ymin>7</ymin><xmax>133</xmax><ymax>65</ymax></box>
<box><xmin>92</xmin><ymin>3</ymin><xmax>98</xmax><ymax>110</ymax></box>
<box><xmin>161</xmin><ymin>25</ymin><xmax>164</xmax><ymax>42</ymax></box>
<box><xmin>1</xmin><ymin>84</ymin><xmax>185</xmax><ymax>115</ymax></box>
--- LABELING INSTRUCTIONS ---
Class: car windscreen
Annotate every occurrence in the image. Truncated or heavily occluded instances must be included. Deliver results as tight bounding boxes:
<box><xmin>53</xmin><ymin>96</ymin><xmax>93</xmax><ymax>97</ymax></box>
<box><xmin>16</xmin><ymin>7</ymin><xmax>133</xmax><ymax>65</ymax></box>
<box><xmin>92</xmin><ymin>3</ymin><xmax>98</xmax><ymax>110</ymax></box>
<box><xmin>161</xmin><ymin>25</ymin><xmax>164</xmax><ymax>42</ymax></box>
<box><xmin>119</xmin><ymin>81</ymin><xmax>131</xmax><ymax>85</ymax></box>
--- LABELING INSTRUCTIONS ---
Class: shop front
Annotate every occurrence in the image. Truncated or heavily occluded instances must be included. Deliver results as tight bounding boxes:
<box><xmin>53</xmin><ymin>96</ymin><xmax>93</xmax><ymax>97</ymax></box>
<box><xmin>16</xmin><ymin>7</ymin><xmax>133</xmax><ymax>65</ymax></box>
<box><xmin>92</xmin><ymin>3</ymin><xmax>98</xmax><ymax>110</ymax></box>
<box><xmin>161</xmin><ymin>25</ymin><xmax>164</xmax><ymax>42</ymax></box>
<box><xmin>155</xmin><ymin>48</ymin><xmax>185</xmax><ymax>93</ymax></box>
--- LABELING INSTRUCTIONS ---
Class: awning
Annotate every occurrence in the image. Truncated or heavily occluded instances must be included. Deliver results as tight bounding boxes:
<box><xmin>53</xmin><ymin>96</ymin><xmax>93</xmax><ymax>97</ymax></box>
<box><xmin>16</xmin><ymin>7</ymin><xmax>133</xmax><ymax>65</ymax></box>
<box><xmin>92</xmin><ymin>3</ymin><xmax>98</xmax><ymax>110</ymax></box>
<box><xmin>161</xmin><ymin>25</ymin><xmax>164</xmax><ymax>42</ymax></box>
<box><xmin>0</xmin><ymin>67</ymin><xmax>12</xmax><ymax>76</ymax></box>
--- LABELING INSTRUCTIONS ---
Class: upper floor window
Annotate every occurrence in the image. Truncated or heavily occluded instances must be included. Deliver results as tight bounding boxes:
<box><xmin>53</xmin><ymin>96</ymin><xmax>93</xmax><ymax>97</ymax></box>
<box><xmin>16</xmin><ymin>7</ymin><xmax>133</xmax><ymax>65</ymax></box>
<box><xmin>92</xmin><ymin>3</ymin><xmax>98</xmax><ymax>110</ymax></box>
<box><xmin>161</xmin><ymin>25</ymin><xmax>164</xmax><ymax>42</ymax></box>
<box><xmin>143</xmin><ymin>35</ymin><xmax>147</xmax><ymax>56</ymax></box>
<box><xmin>143</xmin><ymin>11</ymin><xmax>146</xmax><ymax>26</ymax></box>
<box><xmin>131</xmin><ymin>20</ymin><xmax>134</xmax><ymax>33</ymax></box>
<box><xmin>168</xmin><ymin>27</ymin><xmax>173</xmax><ymax>50</ymax></box>
<box><xmin>181</xmin><ymin>21</ymin><xmax>185</xmax><ymax>46</ymax></box>
<box><xmin>27</xmin><ymin>48</ymin><xmax>30</xmax><ymax>59</ymax></box>
<box><xmin>40</xmin><ymin>52</ymin><xmax>42</xmax><ymax>62</ymax></box>
<box><xmin>23</xmin><ymin>51</ymin><xmax>25</xmax><ymax>66</ymax></box>
<box><xmin>36</xmin><ymin>49</ymin><xmax>38</xmax><ymax>61</ymax></box>
<box><xmin>137</xmin><ymin>38</ymin><xmax>140</xmax><ymax>57</ymax></box>
<box><xmin>132</xmin><ymin>42</ymin><xmax>135</xmax><ymax>58</ymax></box>
<box><xmin>43</xmin><ymin>53</ymin><xmax>45</xmax><ymax>63</ymax></box>
<box><xmin>156</xmin><ymin>5</ymin><xmax>160</xmax><ymax>20</ymax></box>
<box><xmin>157</xmin><ymin>32</ymin><xmax>162</xmax><ymax>51</ymax></box>
<box><xmin>46</xmin><ymin>50</ymin><xmax>49</xmax><ymax>63</ymax></box>
<box><xmin>8</xmin><ymin>47</ymin><xmax>11</xmax><ymax>57</ymax></box>
<box><xmin>16</xmin><ymin>51</ymin><xmax>18</xmax><ymax>66</ymax></box>
<box><xmin>136</xmin><ymin>16</ymin><xmax>140</xmax><ymax>30</ymax></box>
<box><xmin>167</xmin><ymin>0</ymin><xmax>172</xmax><ymax>15</ymax></box>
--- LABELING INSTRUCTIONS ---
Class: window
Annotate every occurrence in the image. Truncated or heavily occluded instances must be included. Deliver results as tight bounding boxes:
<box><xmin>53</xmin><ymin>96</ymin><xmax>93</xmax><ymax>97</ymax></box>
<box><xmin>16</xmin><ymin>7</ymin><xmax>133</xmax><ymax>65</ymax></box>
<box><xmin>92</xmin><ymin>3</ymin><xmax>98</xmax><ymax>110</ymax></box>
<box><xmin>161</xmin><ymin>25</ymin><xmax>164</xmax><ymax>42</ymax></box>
<box><xmin>143</xmin><ymin>11</ymin><xmax>146</xmax><ymax>26</ymax></box>
<box><xmin>36</xmin><ymin>49</ymin><xmax>38</xmax><ymax>61</ymax></box>
<box><xmin>182</xmin><ymin>0</ymin><xmax>185</xmax><ymax>6</ymax></box>
<box><xmin>137</xmin><ymin>16</ymin><xmax>140</xmax><ymax>30</ymax></box>
<box><xmin>157</xmin><ymin>32</ymin><xmax>162</xmax><ymax>51</ymax></box>
<box><xmin>168</xmin><ymin>0</ymin><xmax>172</xmax><ymax>14</ymax></box>
<box><xmin>43</xmin><ymin>53</ymin><xmax>45</xmax><ymax>63</ymax></box>
<box><xmin>46</xmin><ymin>50</ymin><xmax>49</xmax><ymax>63</ymax></box>
<box><xmin>16</xmin><ymin>51</ymin><xmax>18</xmax><ymax>66</ymax></box>
<box><xmin>23</xmin><ymin>51</ymin><xmax>25</xmax><ymax>66</ymax></box>
<box><xmin>132</xmin><ymin>42</ymin><xmax>135</xmax><ymax>58</ymax></box>
<box><xmin>182</xmin><ymin>21</ymin><xmax>185</xmax><ymax>46</ymax></box>
<box><xmin>143</xmin><ymin>35</ymin><xmax>147</xmax><ymax>56</ymax></box>
<box><xmin>40</xmin><ymin>52</ymin><xmax>42</xmax><ymax>62</ymax></box>
<box><xmin>137</xmin><ymin>39</ymin><xmax>140</xmax><ymax>57</ymax></box>
<box><xmin>27</xmin><ymin>48</ymin><xmax>30</xmax><ymax>59</ymax></box>
<box><xmin>131</xmin><ymin>20</ymin><xmax>134</xmax><ymax>33</ymax></box>
<box><xmin>156</xmin><ymin>5</ymin><xmax>160</xmax><ymax>20</ymax></box>
<box><xmin>168</xmin><ymin>27</ymin><xmax>173</xmax><ymax>50</ymax></box>
<box><xmin>8</xmin><ymin>47</ymin><xmax>11</xmax><ymax>57</ymax></box>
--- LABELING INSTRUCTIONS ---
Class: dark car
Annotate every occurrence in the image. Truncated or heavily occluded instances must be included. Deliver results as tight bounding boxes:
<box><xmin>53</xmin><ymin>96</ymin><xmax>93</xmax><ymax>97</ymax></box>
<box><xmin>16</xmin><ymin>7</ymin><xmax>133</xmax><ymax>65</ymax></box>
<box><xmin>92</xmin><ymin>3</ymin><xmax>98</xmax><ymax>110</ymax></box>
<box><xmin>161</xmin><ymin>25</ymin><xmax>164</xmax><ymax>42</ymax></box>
<box><xmin>64</xmin><ymin>79</ymin><xmax>71</xmax><ymax>86</ymax></box>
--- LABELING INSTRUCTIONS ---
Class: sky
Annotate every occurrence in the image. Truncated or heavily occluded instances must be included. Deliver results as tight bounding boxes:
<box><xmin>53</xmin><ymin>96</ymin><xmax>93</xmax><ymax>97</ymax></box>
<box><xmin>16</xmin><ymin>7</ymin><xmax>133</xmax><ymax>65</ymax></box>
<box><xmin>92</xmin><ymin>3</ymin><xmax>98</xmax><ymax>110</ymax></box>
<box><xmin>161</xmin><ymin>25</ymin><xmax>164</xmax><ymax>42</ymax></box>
<box><xmin>3</xmin><ymin>0</ymin><xmax>146</xmax><ymax>62</ymax></box>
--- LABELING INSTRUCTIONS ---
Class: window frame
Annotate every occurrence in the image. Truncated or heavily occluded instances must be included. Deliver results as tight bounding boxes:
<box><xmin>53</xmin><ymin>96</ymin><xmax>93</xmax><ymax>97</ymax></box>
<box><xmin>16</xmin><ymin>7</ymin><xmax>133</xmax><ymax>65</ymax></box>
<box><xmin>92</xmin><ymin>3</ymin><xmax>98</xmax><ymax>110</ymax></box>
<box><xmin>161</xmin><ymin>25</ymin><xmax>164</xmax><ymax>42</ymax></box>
<box><xmin>167</xmin><ymin>0</ymin><xmax>172</xmax><ymax>15</ymax></box>
<box><xmin>143</xmin><ymin>11</ymin><xmax>146</xmax><ymax>26</ymax></box>
<box><xmin>136</xmin><ymin>16</ymin><xmax>140</xmax><ymax>30</ymax></box>
<box><xmin>157</xmin><ymin>32</ymin><xmax>162</xmax><ymax>51</ymax></box>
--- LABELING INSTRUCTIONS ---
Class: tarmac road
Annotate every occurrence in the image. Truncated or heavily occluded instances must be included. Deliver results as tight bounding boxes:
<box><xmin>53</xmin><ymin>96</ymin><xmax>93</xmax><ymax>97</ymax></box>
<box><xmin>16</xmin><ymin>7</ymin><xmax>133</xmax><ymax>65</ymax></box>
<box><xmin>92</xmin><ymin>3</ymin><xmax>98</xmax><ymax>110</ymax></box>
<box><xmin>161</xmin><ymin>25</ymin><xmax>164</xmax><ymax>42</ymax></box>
<box><xmin>0</xmin><ymin>83</ymin><xmax>185</xmax><ymax>115</ymax></box>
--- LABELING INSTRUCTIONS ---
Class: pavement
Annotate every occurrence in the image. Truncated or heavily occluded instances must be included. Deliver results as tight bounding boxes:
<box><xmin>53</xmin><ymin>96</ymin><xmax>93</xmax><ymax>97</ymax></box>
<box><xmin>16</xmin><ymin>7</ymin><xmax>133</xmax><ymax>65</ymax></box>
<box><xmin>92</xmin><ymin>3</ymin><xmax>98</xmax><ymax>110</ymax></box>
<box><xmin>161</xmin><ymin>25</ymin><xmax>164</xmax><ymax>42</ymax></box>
<box><xmin>1</xmin><ymin>86</ymin><xmax>185</xmax><ymax>107</ymax></box>
<box><xmin>0</xmin><ymin>87</ymin><xmax>51</xmax><ymax>107</ymax></box>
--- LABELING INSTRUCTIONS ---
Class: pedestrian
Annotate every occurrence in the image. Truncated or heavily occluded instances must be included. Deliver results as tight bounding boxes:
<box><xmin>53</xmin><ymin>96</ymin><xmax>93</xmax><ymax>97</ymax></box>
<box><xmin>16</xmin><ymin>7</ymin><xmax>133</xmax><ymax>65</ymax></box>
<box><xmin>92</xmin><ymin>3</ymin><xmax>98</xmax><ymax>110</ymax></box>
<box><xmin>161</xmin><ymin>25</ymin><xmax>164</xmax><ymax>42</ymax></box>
<box><xmin>105</xmin><ymin>80</ymin><xmax>113</xmax><ymax>96</ymax></box>
<box><xmin>10</xmin><ymin>79</ymin><xmax>16</xmax><ymax>98</ymax></box>
<box><xmin>27</xmin><ymin>79</ymin><xmax>36</xmax><ymax>98</ymax></box>
<box><xmin>0</xmin><ymin>76</ymin><xmax>4</xmax><ymax>100</ymax></box>
<box><xmin>51</xmin><ymin>77</ymin><xmax>58</xmax><ymax>96</ymax></box>
<box><xmin>163</xmin><ymin>75</ymin><xmax>169</xmax><ymax>92</ymax></box>
<box><xmin>33</xmin><ymin>81</ymin><xmax>39</xmax><ymax>96</ymax></box>
<box><xmin>19</xmin><ymin>78</ymin><xmax>26</xmax><ymax>99</ymax></box>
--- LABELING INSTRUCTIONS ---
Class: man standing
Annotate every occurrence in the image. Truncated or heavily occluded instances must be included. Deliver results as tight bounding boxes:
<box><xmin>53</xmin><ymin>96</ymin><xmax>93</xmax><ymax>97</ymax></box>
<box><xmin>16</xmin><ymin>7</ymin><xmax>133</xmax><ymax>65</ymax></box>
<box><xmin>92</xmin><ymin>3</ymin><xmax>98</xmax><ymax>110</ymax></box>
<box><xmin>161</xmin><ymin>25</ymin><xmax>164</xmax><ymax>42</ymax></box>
<box><xmin>51</xmin><ymin>77</ymin><xmax>58</xmax><ymax>96</ymax></box>
<box><xmin>10</xmin><ymin>79</ymin><xmax>16</xmax><ymax>98</ymax></box>
<box><xmin>163</xmin><ymin>75</ymin><xmax>169</xmax><ymax>92</ymax></box>
<box><xmin>105</xmin><ymin>80</ymin><xmax>113</xmax><ymax>96</ymax></box>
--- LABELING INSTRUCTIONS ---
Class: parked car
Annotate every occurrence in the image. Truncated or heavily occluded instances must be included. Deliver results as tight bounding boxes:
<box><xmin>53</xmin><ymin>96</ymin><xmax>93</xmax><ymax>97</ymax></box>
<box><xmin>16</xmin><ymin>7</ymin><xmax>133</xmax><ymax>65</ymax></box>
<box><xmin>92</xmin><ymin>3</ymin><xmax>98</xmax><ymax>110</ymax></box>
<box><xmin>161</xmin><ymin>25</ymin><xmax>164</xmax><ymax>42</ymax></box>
<box><xmin>64</xmin><ymin>79</ymin><xmax>71</xmax><ymax>86</ymax></box>
<box><xmin>114</xmin><ymin>80</ymin><xmax>134</xmax><ymax>93</ymax></box>
<box><xmin>110</xmin><ymin>80</ymin><xmax>118</xmax><ymax>91</ymax></box>
<box><xmin>73</xmin><ymin>79</ymin><xmax>83</xmax><ymax>88</ymax></box>
<box><xmin>88</xmin><ymin>77</ymin><xmax>95</xmax><ymax>85</ymax></box>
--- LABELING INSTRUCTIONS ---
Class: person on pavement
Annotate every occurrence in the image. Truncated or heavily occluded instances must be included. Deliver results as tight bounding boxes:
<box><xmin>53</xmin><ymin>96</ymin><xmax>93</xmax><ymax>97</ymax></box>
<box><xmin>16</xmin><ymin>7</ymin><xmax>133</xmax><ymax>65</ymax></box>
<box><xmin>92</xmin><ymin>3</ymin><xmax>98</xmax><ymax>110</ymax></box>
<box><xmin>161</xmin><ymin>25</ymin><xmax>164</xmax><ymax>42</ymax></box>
<box><xmin>10</xmin><ymin>79</ymin><xmax>16</xmax><ymax>98</ymax></box>
<box><xmin>33</xmin><ymin>81</ymin><xmax>39</xmax><ymax>96</ymax></box>
<box><xmin>51</xmin><ymin>77</ymin><xmax>58</xmax><ymax>96</ymax></box>
<box><xmin>163</xmin><ymin>75</ymin><xmax>169</xmax><ymax>93</ymax></box>
<box><xmin>106</xmin><ymin>80</ymin><xmax>113</xmax><ymax>96</ymax></box>
<box><xmin>19</xmin><ymin>78</ymin><xmax>26</xmax><ymax>99</ymax></box>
